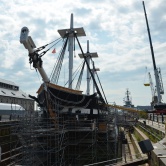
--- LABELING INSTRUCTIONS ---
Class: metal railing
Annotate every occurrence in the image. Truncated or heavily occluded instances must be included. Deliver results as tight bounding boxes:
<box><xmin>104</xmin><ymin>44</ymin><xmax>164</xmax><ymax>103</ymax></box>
<box><xmin>83</xmin><ymin>153</ymin><xmax>148</xmax><ymax>166</ymax></box>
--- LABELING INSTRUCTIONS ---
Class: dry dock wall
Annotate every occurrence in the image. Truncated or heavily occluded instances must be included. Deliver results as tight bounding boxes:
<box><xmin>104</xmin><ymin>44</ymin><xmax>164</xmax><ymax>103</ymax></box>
<box><xmin>135</xmin><ymin>121</ymin><xmax>166</xmax><ymax>166</ymax></box>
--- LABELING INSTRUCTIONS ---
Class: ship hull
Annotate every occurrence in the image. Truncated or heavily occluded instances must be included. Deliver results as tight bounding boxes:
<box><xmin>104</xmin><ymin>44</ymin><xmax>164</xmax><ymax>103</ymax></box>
<box><xmin>37</xmin><ymin>83</ymin><xmax>100</xmax><ymax>111</ymax></box>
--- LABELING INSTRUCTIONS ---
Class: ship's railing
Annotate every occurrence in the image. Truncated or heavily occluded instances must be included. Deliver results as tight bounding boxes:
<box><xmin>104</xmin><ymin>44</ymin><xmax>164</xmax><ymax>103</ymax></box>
<box><xmin>83</xmin><ymin>153</ymin><xmax>148</xmax><ymax>166</ymax></box>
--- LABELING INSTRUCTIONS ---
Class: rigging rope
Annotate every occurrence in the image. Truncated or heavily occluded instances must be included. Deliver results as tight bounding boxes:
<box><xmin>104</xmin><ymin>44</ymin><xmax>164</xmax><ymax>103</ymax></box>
<box><xmin>35</xmin><ymin>37</ymin><xmax>62</xmax><ymax>52</ymax></box>
<box><xmin>65</xmin><ymin>60</ymin><xmax>85</xmax><ymax>87</ymax></box>
<box><xmin>74</xmin><ymin>33</ymin><xmax>106</xmax><ymax>105</ymax></box>
<box><xmin>39</xmin><ymin>38</ymin><xmax>63</xmax><ymax>58</ymax></box>
<box><xmin>91</xmin><ymin>59</ymin><xmax>108</xmax><ymax>104</ymax></box>
<box><xmin>75</xmin><ymin>61</ymin><xmax>86</xmax><ymax>90</ymax></box>
<box><xmin>34</xmin><ymin>37</ymin><xmax>63</xmax><ymax>58</ymax></box>
<box><xmin>50</xmin><ymin>36</ymin><xmax>69</xmax><ymax>84</ymax></box>
<box><xmin>50</xmin><ymin>39</ymin><xmax>66</xmax><ymax>80</ymax></box>
<box><xmin>93</xmin><ymin>62</ymin><xmax>108</xmax><ymax>104</ymax></box>
<box><xmin>54</xmin><ymin>37</ymin><xmax>68</xmax><ymax>84</ymax></box>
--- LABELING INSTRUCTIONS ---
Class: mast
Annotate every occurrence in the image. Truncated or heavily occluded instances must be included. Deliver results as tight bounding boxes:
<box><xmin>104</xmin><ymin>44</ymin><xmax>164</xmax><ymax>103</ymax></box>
<box><xmin>76</xmin><ymin>36</ymin><xmax>107</xmax><ymax>104</ymax></box>
<box><xmin>123</xmin><ymin>89</ymin><xmax>133</xmax><ymax>107</ymax></box>
<box><xmin>87</xmin><ymin>40</ymin><xmax>90</xmax><ymax>95</ymax></box>
<box><xmin>58</xmin><ymin>13</ymin><xmax>86</xmax><ymax>89</ymax></box>
<box><xmin>68</xmin><ymin>14</ymin><xmax>74</xmax><ymax>89</ymax></box>
<box><xmin>91</xmin><ymin>61</ymin><xmax>100</xmax><ymax>94</ymax></box>
<box><xmin>142</xmin><ymin>1</ymin><xmax>161</xmax><ymax>103</ymax></box>
<box><xmin>126</xmin><ymin>89</ymin><xmax>130</xmax><ymax>103</ymax></box>
<box><xmin>78</xmin><ymin>41</ymin><xmax>98</xmax><ymax>95</ymax></box>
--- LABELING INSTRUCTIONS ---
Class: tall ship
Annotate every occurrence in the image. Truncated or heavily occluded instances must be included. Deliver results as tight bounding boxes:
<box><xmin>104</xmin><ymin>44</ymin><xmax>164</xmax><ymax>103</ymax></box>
<box><xmin>18</xmin><ymin>14</ymin><xmax>120</xmax><ymax>166</ymax></box>
<box><xmin>20</xmin><ymin>14</ymin><xmax>108</xmax><ymax>120</ymax></box>
<box><xmin>0</xmin><ymin>13</ymin><xmax>140</xmax><ymax>166</ymax></box>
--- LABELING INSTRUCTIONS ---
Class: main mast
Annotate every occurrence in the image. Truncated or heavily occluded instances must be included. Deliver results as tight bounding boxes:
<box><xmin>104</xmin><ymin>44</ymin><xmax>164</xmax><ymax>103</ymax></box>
<box><xmin>86</xmin><ymin>40</ymin><xmax>90</xmax><ymax>95</ymax></box>
<box><xmin>58</xmin><ymin>13</ymin><xmax>86</xmax><ymax>89</ymax></box>
<box><xmin>68</xmin><ymin>14</ymin><xmax>74</xmax><ymax>89</ymax></box>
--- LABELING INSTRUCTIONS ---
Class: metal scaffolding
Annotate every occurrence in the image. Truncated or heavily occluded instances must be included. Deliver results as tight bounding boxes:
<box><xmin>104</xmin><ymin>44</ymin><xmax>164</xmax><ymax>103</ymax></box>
<box><xmin>0</xmin><ymin>104</ymin><xmax>139</xmax><ymax>166</ymax></box>
<box><xmin>8</xmin><ymin>110</ymin><xmax>66</xmax><ymax>166</ymax></box>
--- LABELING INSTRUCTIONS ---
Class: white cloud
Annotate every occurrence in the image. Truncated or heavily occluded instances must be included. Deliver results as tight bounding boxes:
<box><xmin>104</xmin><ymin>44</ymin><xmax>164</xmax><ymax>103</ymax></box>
<box><xmin>15</xmin><ymin>71</ymin><xmax>24</xmax><ymax>76</ymax></box>
<box><xmin>0</xmin><ymin>0</ymin><xmax>166</xmax><ymax>106</ymax></box>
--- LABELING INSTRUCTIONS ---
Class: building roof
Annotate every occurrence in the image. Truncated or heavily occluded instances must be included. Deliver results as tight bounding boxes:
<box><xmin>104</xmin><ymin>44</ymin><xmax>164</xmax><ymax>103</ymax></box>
<box><xmin>0</xmin><ymin>78</ymin><xmax>16</xmax><ymax>86</ymax></box>
<box><xmin>0</xmin><ymin>87</ymin><xmax>32</xmax><ymax>100</ymax></box>
<box><xmin>0</xmin><ymin>78</ymin><xmax>33</xmax><ymax>100</ymax></box>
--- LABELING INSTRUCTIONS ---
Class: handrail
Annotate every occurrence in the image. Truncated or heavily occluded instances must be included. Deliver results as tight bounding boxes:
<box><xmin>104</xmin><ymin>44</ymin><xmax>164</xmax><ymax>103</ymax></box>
<box><xmin>83</xmin><ymin>153</ymin><xmax>148</xmax><ymax>166</ymax></box>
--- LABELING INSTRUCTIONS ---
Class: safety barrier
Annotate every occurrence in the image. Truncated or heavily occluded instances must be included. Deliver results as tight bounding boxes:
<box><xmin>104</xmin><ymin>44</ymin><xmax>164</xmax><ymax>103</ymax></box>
<box><xmin>83</xmin><ymin>153</ymin><xmax>148</xmax><ymax>166</ymax></box>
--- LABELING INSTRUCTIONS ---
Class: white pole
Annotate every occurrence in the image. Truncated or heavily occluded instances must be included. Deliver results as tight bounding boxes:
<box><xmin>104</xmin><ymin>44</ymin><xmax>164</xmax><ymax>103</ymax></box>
<box><xmin>87</xmin><ymin>40</ymin><xmax>90</xmax><ymax>95</ymax></box>
<box><xmin>68</xmin><ymin>13</ymin><xmax>74</xmax><ymax>89</ymax></box>
<box><xmin>37</xmin><ymin>64</ymin><xmax>50</xmax><ymax>83</ymax></box>
<box><xmin>93</xmin><ymin>69</ymin><xmax>96</xmax><ymax>93</ymax></box>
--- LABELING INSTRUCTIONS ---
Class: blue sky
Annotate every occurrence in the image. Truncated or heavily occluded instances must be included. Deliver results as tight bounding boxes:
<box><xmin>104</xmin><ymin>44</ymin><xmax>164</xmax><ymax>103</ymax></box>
<box><xmin>0</xmin><ymin>0</ymin><xmax>166</xmax><ymax>106</ymax></box>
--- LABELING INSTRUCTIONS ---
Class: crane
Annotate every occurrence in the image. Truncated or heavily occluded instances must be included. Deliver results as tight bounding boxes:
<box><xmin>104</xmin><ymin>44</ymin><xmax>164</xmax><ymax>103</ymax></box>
<box><xmin>148</xmin><ymin>72</ymin><xmax>158</xmax><ymax>107</ymax></box>
<box><xmin>148</xmin><ymin>72</ymin><xmax>155</xmax><ymax>98</ymax></box>
<box><xmin>143</xmin><ymin>1</ymin><xmax>166</xmax><ymax>113</ymax></box>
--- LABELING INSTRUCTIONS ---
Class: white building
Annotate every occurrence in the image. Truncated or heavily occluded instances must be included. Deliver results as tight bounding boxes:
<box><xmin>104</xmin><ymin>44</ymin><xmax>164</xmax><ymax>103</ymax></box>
<box><xmin>0</xmin><ymin>78</ymin><xmax>34</xmax><ymax>111</ymax></box>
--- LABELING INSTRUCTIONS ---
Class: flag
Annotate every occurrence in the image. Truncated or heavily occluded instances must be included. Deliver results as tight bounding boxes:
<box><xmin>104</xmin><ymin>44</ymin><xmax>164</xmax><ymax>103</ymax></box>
<box><xmin>52</xmin><ymin>48</ymin><xmax>56</xmax><ymax>54</ymax></box>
